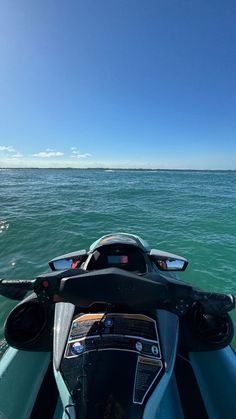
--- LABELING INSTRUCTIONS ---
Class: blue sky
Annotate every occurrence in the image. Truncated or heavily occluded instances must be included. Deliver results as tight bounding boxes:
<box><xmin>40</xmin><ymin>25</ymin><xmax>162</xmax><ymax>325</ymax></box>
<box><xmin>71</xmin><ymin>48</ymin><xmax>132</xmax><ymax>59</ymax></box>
<box><xmin>0</xmin><ymin>0</ymin><xmax>236</xmax><ymax>169</ymax></box>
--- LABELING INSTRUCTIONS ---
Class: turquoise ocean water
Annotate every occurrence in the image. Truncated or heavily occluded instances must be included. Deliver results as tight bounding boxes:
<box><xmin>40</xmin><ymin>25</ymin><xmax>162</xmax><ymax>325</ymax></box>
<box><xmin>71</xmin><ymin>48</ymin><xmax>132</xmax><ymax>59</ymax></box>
<box><xmin>0</xmin><ymin>168</ymin><xmax>236</xmax><ymax>354</ymax></box>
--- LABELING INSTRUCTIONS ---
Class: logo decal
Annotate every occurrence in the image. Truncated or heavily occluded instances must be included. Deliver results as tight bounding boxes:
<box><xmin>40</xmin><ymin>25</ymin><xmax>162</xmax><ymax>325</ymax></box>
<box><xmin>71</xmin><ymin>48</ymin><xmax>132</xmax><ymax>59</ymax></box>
<box><xmin>71</xmin><ymin>341</ymin><xmax>84</xmax><ymax>355</ymax></box>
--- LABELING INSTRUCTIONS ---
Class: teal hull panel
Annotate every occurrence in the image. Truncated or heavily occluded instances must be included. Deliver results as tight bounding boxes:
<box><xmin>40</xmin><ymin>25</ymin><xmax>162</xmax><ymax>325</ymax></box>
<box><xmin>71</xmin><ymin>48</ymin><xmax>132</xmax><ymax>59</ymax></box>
<box><xmin>190</xmin><ymin>347</ymin><xmax>236</xmax><ymax>419</ymax></box>
<box><xmin>0</xmin><ymin>347</ymin><xmax>50</xmax><ymax>419</ymax></box>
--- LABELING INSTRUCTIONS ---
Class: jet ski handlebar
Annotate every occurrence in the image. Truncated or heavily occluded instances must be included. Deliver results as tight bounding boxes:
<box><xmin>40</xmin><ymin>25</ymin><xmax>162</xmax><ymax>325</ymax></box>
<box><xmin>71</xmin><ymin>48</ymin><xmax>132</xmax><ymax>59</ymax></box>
<box><xmin>1</xmin><ymin>268</ymin><xmax>235</xmax><ymax>316</ymax></box>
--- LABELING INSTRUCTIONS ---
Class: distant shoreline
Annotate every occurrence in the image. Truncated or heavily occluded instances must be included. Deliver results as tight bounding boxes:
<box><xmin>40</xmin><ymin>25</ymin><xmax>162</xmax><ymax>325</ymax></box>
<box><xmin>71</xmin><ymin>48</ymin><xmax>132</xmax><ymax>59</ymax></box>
<box><xmin>0</xmin><ymin>167</ymin><xmax>235</xmax><ymax>172</ymax></box>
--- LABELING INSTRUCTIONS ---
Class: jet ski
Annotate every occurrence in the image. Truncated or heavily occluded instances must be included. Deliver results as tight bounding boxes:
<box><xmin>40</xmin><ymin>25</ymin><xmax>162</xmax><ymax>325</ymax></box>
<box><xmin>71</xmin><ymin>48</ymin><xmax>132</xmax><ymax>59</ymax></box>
<box><xmin>0</xmin><ymin>233</ymin><xmax>235</xmax><ymax>419</ymax></box>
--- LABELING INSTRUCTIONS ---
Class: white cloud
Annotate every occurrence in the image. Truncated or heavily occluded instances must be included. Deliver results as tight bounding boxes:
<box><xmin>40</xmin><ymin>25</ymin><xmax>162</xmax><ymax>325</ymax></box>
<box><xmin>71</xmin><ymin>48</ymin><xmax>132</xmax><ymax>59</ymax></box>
<box><xmin>0</xmin><ymin>146</ymin><xmax>22</xmax><ymax>160</ymax></box>
<box><xmin>70</xmin><ymin>147</ymin><xmax>77</xmax><ymax>151</ymax></box>
<box><xmin>0</xmin><ymin>145</ymin><xmax>17</xmax><ymax>153</ymax></box>
<box><xmin>33</xmin><ymin>150</ymin><xmax>64</xmax><ymax>158</ymax></box>
<box><xmin>71</xmin><ymin>150</ymin><xmax>91</xmax><ymax>159</ymax></box>
<box><xmin>11</xmin><ymin>153</ymin><xmax>23</xmax><ymax>158</ymax></box>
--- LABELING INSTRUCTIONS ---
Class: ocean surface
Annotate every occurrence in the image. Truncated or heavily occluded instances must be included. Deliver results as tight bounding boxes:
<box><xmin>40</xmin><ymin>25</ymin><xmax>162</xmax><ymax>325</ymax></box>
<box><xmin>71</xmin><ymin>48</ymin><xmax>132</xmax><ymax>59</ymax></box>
<box><xmin>0</xmin><ymin>168</ymin><xmax>236</xmax><ymax>355</ymax></box>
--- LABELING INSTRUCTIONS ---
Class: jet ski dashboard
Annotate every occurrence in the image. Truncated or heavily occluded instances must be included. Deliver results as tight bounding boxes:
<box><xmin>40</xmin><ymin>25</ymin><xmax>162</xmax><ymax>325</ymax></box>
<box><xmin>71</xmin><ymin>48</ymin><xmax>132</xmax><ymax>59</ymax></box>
<box><xmin>84</xmin><ymin>244</ymin><xmax>149</xmax><ymax>274</ymax></box>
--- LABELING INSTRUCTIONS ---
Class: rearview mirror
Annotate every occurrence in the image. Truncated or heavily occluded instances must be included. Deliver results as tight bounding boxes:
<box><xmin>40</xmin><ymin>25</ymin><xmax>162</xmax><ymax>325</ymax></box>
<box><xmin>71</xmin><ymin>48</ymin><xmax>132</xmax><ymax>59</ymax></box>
<box><xmin>150</xmin><ymin>249</ymin><xmax>188</xmax><ymax>271</ymax></box>
<box><xmin>48</xmin><ymin>250</ymin><xmax>87</xmax><ymax>271</ymax></box>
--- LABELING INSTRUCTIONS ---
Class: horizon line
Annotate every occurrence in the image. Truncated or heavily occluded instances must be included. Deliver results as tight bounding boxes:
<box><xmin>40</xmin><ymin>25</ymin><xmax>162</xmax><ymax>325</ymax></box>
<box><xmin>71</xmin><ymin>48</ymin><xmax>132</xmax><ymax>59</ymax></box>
<box><xmin>0</xmin><ymin>167</ymin><xmax>235</xmax><ymax>172</ymax></box>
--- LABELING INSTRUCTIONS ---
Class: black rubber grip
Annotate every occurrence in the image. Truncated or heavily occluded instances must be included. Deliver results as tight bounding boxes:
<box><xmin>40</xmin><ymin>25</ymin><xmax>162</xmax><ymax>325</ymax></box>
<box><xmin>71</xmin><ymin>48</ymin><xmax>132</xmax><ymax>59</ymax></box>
<box><xmin>194</xmin><ymin>291</ymin><xmax>235</xmax><ymax>315</ymax></box>
<box><xmin>0</xmin><ymin>279</ymin><xmax>35</xmax><ymax>300</ymax></box>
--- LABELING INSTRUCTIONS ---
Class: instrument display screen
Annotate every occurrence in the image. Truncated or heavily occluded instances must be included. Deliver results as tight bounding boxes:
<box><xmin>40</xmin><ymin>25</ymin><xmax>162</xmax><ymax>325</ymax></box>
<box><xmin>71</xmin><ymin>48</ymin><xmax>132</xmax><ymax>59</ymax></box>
<box><xmin>107</xmin><ymin>255</ymin><xmax>128</xmax><ymax>264</ymax></box>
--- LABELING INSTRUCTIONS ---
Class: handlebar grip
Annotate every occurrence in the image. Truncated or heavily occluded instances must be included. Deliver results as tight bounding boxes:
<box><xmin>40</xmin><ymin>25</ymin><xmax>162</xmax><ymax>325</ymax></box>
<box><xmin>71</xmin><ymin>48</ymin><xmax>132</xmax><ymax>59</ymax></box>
<box><xmin>0</xmin><ymin>279</ymin><xmax>35</xmax><ymax>300</ymax></box>
<box><xmin>0</xmin><ymin>279</ymin><xmax>35</xmax><ymax>289</ymax></box>
<box><xmin>194</xmin><ymin>291</ymin><xmax>235</xmax><ymax>315</ymax></box>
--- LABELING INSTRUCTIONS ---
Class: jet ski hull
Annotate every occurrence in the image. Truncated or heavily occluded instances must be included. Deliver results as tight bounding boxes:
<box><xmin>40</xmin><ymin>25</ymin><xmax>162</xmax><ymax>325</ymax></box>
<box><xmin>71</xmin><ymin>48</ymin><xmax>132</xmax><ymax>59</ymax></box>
<box><xmin>0</xmin><ymin>344</ymin><xmax>235</xmax><ymax>419</ymax></box>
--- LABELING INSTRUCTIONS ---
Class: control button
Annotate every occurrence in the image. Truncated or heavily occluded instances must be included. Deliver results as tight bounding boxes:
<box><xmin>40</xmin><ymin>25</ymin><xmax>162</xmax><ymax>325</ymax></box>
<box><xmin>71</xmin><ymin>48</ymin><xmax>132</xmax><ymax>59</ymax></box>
<box><xmin>151</xmin><ymin>345</ymin><xmax>159</xmax><ymax>356</ymax></box>
<box><xmin>135</xmin><ymin>341</ymin><xmax>143</xmax><ymax>352</ymax></box>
